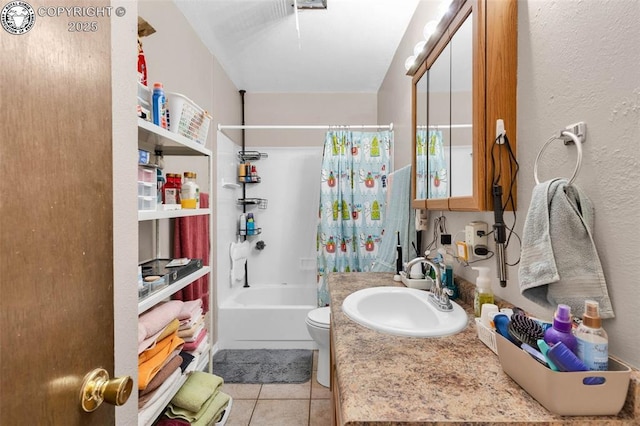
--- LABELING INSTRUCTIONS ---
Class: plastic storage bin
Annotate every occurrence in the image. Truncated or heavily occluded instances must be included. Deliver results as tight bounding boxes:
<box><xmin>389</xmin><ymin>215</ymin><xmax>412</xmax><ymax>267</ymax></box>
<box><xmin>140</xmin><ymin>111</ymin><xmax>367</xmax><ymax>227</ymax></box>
<box><xmin>138</xmin><ymin>195</ymin><xmax>156</xmax><ymax>211</ymax></box>
<box><xmin>475</xmin><ymin>318</ymin><xmax>498</xmax><ymax>355</ymax></box>
<box><xmin>166</xmin><ymin>91</ymin><xmax>211</xmax><ymax>145</ymax></box>
<box><xmin>496</xmin><ymin>333</ymin><xmax>631</xmax><ymax>416</ymax></box>
<box><xmin>138</xmin><ymin>165</ymin><xmax>155</xmax><ymax>183</ymax></box>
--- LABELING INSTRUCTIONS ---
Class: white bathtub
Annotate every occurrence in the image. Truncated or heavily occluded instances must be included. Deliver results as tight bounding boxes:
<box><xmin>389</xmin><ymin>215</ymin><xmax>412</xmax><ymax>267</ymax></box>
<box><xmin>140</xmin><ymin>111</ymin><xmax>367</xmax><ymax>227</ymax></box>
<box><xmin>218</xmin><ymin>284</ymin><xmax>318</xmax><ymax>350</ymax></box>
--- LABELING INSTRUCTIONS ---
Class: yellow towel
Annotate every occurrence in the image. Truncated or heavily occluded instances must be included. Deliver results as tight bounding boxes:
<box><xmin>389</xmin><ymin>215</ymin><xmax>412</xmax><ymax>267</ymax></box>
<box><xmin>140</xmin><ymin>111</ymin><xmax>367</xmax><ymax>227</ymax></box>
<box><xmin>170</xmin><ymin>371</ymin><xmax>223</xmax><ymax>413</ymax></box>
<box><xmin>166</xmin><ymin>391</ymin><xmax>230</xmax><ymax>425</ymax></box>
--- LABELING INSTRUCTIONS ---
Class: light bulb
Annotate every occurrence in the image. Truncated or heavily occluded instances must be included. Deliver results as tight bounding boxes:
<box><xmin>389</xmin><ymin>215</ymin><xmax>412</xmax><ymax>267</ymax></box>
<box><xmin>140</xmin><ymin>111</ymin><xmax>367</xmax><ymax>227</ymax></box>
<box><xmin>413</xmin><ymin>41</ymin><xmax>427</xmax><ymax>57</ymax></box>
<box><xmin>423</xmin><ymin>20</ymin><xmax>438</xmax><ymax>40</ymax></box>
<box><xmin>404</xmin><ymin>56</ymin><xmax>416</xmax><ymax>71</ymax></box>
<box><xmin>438</xmin><ymin>0</ymin><xmax>453</xmax><ymax>19</ymax></box>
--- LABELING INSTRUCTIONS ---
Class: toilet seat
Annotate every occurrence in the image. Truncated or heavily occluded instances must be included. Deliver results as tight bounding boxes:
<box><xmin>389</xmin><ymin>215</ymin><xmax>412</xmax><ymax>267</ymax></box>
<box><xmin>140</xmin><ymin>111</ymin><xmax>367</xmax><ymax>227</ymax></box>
<box><xmin>306</xmin><ymin>307</ymin><xmax>330</xmax><ymax>329</ymax></box>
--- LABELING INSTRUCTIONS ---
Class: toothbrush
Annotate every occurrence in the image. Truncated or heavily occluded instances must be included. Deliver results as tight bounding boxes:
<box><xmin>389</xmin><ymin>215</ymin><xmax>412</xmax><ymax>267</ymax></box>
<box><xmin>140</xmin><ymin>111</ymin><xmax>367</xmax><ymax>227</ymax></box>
<box><xmin>396</xmin><ymin>232</ymin><xmax>403</xmax><ymax>274</ymax></box>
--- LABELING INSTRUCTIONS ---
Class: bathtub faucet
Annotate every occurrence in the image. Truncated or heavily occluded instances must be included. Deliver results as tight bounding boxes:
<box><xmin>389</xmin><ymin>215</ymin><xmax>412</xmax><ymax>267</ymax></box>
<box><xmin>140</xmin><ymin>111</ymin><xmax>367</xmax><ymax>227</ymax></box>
<box><xmin>404</xmin><ymin>256</ymin><xmax>453</xmax><ymax>312</ymax></box>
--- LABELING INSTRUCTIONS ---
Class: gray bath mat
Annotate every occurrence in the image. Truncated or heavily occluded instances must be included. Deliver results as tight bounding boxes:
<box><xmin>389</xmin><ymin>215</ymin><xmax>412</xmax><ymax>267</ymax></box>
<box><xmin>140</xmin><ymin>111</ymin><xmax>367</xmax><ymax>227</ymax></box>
<box><xmin>212</xmin><ymin>349</ymin><xmax>313</xmax><ymax>384</ymax></box>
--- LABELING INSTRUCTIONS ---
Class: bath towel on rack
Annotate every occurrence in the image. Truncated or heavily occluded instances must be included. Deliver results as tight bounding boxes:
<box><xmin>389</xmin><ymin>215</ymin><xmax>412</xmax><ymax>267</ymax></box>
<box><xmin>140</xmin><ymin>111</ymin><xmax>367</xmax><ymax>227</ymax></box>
<box><xmin>518</xmin><ymin>178</ymin><xmax>614</xmax><ymax>318</ymax></box>
<box><xmin>370</xmin><ymin>164</ymin><xmax>416</xmax><ymax>272</ymax></box>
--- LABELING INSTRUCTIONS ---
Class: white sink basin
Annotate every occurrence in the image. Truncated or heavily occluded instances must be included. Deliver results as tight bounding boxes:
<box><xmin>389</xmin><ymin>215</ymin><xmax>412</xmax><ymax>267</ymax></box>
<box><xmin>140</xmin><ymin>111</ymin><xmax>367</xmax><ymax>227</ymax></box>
<box><xmin>341</xmin><ymin>286</ymin><xmax>468</xmax><ymax>337</ymax></box>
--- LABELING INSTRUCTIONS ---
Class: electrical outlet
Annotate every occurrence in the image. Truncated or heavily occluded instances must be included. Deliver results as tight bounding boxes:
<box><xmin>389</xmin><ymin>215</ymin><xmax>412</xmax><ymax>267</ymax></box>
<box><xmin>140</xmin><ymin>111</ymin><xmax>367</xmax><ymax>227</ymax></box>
<box><xmin>465</xmin><ymin>221</ymin><xmax>489</xmax><ymax>259</ymax></box>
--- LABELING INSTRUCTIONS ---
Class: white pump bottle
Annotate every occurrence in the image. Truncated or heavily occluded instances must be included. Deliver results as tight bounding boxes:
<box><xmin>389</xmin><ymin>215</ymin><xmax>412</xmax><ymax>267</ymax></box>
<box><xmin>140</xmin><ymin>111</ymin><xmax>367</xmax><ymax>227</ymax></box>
<box><xmin>473</xmin><ymin>266</ymin><xmax>494</xmax><ymax>317</ymax></box>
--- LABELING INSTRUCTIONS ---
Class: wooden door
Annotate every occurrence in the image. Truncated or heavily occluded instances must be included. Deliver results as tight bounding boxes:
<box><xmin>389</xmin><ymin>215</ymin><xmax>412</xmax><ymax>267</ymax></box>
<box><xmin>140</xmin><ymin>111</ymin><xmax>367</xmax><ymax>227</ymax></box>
<box><xmin>0</xmin><ymin>0</ymin><xmax>116</xmax><ymax>423</ymax></box>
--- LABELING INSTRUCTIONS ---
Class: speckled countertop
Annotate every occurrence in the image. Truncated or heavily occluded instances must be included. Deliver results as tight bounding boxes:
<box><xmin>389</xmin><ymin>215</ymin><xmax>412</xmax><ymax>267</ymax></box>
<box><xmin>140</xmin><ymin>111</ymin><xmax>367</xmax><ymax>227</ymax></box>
<box><xmin>329</xmin><ymin>272</ymin><xmax>640</xmax><ymax>425</ymax></box>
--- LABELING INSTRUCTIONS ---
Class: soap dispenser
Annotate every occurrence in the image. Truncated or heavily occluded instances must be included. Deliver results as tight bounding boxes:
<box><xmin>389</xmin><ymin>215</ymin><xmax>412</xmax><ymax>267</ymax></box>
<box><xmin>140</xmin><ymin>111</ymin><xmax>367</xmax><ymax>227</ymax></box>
<box><xmin>472</xmin><ymin>266</ymin><xmax>494</xmax><ymax>317</ymax></box>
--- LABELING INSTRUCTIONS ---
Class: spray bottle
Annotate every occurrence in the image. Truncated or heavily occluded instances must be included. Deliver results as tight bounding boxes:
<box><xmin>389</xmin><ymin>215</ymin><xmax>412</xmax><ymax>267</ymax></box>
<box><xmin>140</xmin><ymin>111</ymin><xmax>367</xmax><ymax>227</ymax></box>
<box><xmin>472</xmin><ymin>266</ymin><xmax>494</xmax><ymax>317</ymax></box>
<box><xmin>575</xmin><ymin>300</ymin><xmax>608</xmax><ymax>371</ymax></box>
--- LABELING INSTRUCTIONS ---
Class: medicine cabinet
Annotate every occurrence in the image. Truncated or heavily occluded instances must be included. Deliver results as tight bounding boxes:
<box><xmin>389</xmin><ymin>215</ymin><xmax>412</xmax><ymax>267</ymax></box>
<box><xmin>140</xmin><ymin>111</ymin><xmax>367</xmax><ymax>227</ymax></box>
<box><xmin>410</xmin><ymin>0</ymin><xmax>517</xmax><ymax>211</ymax></box>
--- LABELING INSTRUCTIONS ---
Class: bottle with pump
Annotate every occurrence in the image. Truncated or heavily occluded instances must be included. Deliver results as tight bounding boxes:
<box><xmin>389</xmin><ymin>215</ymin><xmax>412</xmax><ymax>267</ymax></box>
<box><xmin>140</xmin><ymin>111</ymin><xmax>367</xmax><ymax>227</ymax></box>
<box><xmin>575</xmin><ymin>300</ymin><xmax>608</xmax><ymax>371</ymax></box>
<box><xmin>544</xmin><ymin>304</ymin><xmax>577</xmax><ymax>353</ymax></box>
<box><xmin>439</xmin><ymin>235</ymin><xmax>458</xmax><ymax>300</ymax></box>
<box><xmin>472</xmin><ymin>266</ymin><xmax>494</xmax><ymax>317</ymax></box>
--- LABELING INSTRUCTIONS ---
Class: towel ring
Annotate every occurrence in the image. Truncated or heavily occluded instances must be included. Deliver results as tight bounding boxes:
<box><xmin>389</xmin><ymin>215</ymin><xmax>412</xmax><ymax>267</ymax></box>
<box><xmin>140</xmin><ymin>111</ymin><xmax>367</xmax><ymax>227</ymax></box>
<box><xmin>533</xmin><ymin>131</ymin><xmax>583</xmax><ymax>186</ymax></box>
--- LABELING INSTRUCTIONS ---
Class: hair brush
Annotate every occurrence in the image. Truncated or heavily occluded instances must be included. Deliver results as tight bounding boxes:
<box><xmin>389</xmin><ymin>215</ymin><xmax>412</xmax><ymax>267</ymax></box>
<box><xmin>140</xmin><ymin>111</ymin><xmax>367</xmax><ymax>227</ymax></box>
<box><xmin>508</xmin><ymin>311</ymin><xmax>544</xmax><ymax>350</ymax></box>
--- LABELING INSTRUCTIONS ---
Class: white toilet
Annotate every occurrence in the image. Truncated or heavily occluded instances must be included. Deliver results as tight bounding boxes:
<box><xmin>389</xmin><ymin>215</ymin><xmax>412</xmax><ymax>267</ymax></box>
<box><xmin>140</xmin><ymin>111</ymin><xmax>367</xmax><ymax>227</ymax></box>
<box><xmin>306</xmin><ymin>307</ymin><xmax>331</xmax><ymax>387</ymax></box>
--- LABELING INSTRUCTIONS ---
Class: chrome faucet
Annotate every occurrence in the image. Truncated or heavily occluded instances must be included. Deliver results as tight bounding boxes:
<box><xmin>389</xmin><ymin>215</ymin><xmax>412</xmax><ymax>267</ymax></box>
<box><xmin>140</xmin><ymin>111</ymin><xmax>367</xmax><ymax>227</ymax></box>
<box><xmin>404</xmin><ymin>256</ymin><xmax>453</xmax><ymax>312</ymax></box>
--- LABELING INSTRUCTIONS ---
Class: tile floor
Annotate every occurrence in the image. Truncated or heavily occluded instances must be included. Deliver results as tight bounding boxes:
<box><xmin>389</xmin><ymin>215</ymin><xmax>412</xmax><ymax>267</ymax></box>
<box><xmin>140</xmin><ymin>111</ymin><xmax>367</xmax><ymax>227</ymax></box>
<box><xmin>223</xmin><ymin>351</ymin><xmax>332</xmax><ymax>426</ymax></box>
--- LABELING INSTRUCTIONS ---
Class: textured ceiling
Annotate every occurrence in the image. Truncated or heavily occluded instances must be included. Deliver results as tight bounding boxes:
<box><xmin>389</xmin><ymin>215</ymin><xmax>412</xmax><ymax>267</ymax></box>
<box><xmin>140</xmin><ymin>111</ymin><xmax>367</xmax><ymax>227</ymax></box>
<box><xmin>174</xmin><ymin>0</ymin><xmax>421</xmax><ymax>93</ymax></box>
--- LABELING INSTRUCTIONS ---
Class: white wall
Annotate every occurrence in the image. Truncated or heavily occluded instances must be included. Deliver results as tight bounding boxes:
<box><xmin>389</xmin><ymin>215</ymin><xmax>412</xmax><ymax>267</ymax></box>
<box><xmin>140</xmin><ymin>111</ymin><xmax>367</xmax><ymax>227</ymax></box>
<box><xmin>112</xmin><ymin>1</ymin><xmax>138</xmax><ymax>424</ymax></box>
<box><xmin>381</xmin><ymin>0</ymin><xmax>640</xmax><ymax>368</ymax></box>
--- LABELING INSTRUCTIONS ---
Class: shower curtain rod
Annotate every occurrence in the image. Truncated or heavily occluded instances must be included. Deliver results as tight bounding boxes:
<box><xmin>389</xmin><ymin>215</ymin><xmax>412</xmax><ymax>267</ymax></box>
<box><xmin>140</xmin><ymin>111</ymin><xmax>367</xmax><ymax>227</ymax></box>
<box><xmin>417</xmin><ymin>124</ymin><xmax>472</xmax><ymax>129</ymax></box>
<box><xmin>218</xmin><ymin>123</ymin><xmax>394</xmax><ymax>131</ymax></box>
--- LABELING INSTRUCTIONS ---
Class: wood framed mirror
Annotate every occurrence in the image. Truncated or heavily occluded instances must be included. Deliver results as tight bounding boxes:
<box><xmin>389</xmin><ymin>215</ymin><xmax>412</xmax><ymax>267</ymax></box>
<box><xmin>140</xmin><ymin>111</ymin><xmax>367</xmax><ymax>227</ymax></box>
<box><xmin>410</xmin><ymin>0</ymin><xmax>517</xmax><ymax>211</ymax></box>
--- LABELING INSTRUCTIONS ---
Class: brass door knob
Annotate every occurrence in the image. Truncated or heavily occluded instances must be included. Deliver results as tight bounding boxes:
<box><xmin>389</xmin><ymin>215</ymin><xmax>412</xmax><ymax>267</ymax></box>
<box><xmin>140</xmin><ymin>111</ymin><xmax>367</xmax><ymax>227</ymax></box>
<box><xmin>80</xmin><ymin>368</ymin><xmax>133</xmax><ymax>412</ymax></box>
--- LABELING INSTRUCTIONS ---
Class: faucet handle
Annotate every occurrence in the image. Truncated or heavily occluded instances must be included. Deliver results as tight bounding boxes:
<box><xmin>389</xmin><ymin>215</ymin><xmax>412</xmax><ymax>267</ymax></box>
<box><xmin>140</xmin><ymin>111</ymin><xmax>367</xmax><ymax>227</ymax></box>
<box><xmin>442</xmin><ymin>287</ymin><xmax>453</xmax><ymax>297</ymax></box>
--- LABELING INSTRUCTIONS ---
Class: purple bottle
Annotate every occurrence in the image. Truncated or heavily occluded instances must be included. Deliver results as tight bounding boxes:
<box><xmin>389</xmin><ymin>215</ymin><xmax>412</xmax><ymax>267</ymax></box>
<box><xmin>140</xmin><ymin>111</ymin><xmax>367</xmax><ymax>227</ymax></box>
<box><xmin>544</xmin><ymin>304</ymin><xmax>577</xmax><ymax>353</ymax></box>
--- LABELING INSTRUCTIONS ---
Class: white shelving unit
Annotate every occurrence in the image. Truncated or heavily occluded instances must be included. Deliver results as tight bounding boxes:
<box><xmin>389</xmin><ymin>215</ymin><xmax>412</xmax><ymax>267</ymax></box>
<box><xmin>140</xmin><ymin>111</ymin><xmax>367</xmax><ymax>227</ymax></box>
<box><xmin>137</xmin><ymin>118</ymin><xmax>215</xmax><ymax>426</ymax></box>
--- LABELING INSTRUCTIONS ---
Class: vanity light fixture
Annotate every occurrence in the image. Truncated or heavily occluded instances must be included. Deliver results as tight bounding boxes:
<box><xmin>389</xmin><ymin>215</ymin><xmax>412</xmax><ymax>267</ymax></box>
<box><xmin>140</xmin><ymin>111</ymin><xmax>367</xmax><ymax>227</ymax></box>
<box><xmin>404</xmin><ymin>0</ymin><xmax>456</xmax><ymax>72</ymax></box>
<box><xmin>295</xmin><ymin>0</ymin><xmax>327</xmax><ymax>9</ymax></box>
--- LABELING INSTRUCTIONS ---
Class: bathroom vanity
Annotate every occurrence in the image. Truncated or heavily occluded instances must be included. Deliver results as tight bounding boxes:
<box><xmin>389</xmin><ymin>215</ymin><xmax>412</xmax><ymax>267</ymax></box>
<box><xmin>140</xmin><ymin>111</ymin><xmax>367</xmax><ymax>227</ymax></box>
<box><xmin>329</xmin><ymin>273</ymin><xmax>640</xmax><ymax>425</ymax></box>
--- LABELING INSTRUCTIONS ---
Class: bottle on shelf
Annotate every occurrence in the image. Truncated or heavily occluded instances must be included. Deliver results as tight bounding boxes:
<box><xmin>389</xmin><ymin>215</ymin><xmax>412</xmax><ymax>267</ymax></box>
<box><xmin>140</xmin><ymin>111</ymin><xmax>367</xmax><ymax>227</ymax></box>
<box><xmin>251</xmin><ymin>165</ymin><xmax>258</xmax><ymax>182</ymax></box>
<box><xmin>246</xmin><ymin>213</ymin><xmax>255</xmax><ymax>235</ymax></box>
<box><xmin>575</xmin><ymin>300</ymin><xmax>608</xmax><ymax>371</ymax></box>
<box><xmin>152</xmin><ymin>82</ymin><xmax>167</xmax><ymax>129</ymax></box>
<box><xmin>180</xmin><ymin>171</ymin><xmax>200</xmax><ymax>209</ymax></box>
<box><xmin>238</xmin><ymin>162</ymin><xmax>246</xmax><ymax>181</ymax></box>
<box><xmin>239</xmin><ymin>213</ymin><xmax>247</xmax><ymax>235</ymax></box>
<box><xmin>163</xmin><ymin>173</ymin><xmax>181</xmax><ymax>205</ymax></box>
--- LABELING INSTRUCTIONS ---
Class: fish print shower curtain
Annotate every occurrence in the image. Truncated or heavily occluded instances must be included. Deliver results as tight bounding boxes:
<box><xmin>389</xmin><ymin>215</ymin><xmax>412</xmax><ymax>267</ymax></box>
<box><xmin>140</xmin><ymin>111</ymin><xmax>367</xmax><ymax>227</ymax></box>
<box><xmin>316</xmin><ymin>129</ymin><xmax>392</xmax><ymax>306</ymax></box>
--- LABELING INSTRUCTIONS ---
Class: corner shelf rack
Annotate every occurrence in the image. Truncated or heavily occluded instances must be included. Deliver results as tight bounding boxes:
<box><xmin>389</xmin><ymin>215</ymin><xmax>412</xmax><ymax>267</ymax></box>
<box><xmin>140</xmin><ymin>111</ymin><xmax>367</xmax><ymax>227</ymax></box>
<box><xmin>137</xmin><ymin>117</ymin><xmax>214</xmax><ymax>425</ymax></box>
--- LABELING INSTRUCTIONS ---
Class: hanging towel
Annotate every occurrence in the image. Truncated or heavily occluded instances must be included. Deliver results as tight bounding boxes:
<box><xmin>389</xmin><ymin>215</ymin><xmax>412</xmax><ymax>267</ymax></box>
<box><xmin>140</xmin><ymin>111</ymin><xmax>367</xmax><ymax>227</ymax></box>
<box><xmin>519</xmin><ymin>178</ymin><xmax>614</xmax><ymax>318</ymax></box>
<box><xmin>229</xmin><ymin>240</ymin><xmax>251</xmax><ymax>283</ymax></box>
<box><xmin>173</xmin><ymin>193</ymin><xmax>210</xmax><ymax>313</ymax></box>
<box><xmin>370</xmin><ymin>165</ymin><xmax>416</xmax><ymax>272</ymax></box>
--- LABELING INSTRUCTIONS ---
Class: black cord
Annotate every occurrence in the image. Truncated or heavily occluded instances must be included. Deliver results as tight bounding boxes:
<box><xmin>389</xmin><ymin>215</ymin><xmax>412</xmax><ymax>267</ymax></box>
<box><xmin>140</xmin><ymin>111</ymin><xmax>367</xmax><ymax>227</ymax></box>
<box><xmin>491</xmin><ymin>133</ymin><xmax>520</xmax><ymax>251</ymax></box>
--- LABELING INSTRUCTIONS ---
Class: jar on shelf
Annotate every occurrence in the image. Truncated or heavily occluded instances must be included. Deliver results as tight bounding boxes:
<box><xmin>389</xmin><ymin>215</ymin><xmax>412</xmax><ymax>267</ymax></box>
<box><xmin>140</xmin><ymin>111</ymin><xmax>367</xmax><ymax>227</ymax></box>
<box><xmin>163</xmin><ymin>173</ymin><xmax>181</xmax><ymax>205</ymax></box>
<box><xmin>181</xmin><ymin>171</ymin><xmax>200</xmax><ymax>209</ymax></box>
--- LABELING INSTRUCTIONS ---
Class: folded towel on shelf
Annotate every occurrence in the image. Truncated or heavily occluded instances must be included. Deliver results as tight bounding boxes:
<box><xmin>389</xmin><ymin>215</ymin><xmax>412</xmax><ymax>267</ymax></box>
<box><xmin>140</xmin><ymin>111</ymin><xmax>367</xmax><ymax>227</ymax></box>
<box><xmin>180</xmin><ymin>324</ymin><xmax>205</xmax><ymax>343</ymax></box>
<box><xmin>519</xmin><ymin>178</ymin><xmax>614</xmax><ymax>318</ymax></box>
<box><xmin>139</xmin><ymin>317</ymin><xmax>181</xmax><ymax>355</ymax></box>
<box><xmin>178</xmin><ymin>351</ymin><xmax>195</xmax><ymax>373</ymax></box>
<box><xmin>139</xmin><ymin>354</ymin><xmax>183</xmax><ymax>399</ymax></box>
<box><xmin>155</xmin><ymin>419</ymin><xmax>190</xmax><ymax>426</ymax></box>
<box><xmin>177</xmin><ymin>315</ymin><xmax>204</xmax><ymax>339</ymax></box>
<box><xmin>138</xmin><ymin>357</ymin><xmax>183</xmax><ymax>408</ymax></box>
<box><xmin>170</xmin><ymin>371</ymin><xmax>224</xmax><ymax>413</ymax></box>
<box><xmin>177</xmin><ymin>299</ymin><xmax>202</xmax><ymax>321</ymax></box>
<box><xmin>190</xmin><ymin>333</ymin><xmax>209</xmax><ymax>356</ymax></box>
<box><xmin>139</xmin><ymin>332</ymin><xmax>185</xmax><ymax>390</ymax></box>
<box><xmin>229</xmin><ymin>240</ymin><xmax>251</xmax><ymax>283</ymax></box>
<box><xmin>138</xmin><ymin>368</ymin><xmax>182</xmax><ymax>423</ymax></box>
<box><xmin>138</xmin><ymin>300</ymin><xmax>184</xmax><ymax>353</ymax></box>
<box><xmin>167</xmin><ymin>389</ymin><xmax>230</xmax><ymax>426</ymax></box>
<box><xmin>155</xmin><ymin>418</ymin><xmax>190</xmax><ymax>426</ymax></box>
<box><xmin>182</xmin><ymin>328</ymin><xmax>207</xmax><ymax>352</ymax></box>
